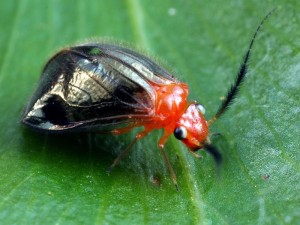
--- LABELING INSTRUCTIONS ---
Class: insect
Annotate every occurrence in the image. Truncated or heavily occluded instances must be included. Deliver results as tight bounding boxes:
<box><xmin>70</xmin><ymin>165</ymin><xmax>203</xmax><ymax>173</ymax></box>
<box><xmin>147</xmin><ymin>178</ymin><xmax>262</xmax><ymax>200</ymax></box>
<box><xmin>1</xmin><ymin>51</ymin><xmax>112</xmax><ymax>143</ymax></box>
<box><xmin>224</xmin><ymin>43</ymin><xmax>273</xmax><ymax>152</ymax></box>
<box><xmin>22</xmin><ymin>11</ymin><xmax>274</xmax><ymax>190</ymax></box>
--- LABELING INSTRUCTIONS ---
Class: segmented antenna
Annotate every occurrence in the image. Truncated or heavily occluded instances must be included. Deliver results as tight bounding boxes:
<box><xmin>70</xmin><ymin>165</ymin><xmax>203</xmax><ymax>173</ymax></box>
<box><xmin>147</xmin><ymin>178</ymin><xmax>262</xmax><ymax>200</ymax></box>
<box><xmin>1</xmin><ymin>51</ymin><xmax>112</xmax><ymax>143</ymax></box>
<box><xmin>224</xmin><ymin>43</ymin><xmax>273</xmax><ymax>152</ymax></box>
<box><xmin>208</xmin><ymin>9</ymin><xmax>275</xmax><ymax>126</ymax></box>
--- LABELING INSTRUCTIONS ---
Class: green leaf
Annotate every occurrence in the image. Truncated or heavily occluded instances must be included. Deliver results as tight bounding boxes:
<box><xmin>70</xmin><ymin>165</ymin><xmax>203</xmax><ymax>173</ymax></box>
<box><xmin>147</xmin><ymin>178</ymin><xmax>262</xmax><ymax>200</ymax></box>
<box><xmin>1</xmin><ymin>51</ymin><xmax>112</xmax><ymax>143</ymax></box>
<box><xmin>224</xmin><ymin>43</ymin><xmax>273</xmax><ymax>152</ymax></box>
<box><xmin>0</xmin><ymin>1</ymin><xmax>299</xmax><ymax>224</ymax></box>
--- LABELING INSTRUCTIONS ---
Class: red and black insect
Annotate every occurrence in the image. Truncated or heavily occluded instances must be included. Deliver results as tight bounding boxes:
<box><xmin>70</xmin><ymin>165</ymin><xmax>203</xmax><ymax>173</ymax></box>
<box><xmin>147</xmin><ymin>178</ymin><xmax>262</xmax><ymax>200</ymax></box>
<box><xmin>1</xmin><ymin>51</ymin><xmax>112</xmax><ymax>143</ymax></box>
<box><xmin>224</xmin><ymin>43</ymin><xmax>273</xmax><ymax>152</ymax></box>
<box><xmin>22</xmin><ymin>11</ymin><xmax>274</xmax><ymax>189</ymax></box>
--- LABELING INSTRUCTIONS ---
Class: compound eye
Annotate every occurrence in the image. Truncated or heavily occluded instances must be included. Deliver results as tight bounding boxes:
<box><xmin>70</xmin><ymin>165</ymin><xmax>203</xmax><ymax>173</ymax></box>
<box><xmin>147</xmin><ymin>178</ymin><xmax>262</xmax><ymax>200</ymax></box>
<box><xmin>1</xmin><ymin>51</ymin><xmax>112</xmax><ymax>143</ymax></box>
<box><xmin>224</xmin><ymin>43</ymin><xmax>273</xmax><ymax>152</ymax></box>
<box><xmin>174</xmin><ymin>126</ymin><xmax>187</xmax><ymax>140</ymax></box>
<box><xmin>196</xmin><ymin>104</ymin><xmax>205</xmax><ymax>115</ymax></box>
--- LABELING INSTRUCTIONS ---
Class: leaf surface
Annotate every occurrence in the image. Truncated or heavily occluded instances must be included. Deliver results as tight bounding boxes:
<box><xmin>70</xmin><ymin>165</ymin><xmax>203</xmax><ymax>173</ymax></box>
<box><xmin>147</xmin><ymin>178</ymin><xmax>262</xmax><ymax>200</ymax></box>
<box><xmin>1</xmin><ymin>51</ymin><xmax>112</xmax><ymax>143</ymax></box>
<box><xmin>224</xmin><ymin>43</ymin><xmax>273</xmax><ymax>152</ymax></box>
<box><xmin>0</xmin><ymin>1</ymin><xmax>299</xmax><ymax>224</ymax></box>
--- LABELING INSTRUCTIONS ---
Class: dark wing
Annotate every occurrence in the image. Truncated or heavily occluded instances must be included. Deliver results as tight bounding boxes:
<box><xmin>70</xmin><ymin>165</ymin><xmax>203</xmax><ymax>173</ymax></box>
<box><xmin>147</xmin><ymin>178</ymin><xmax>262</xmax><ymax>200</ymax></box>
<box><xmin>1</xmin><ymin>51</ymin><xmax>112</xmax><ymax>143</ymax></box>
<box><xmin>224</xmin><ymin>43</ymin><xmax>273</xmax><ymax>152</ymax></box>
<box><xmin>22</xmin><ymin>44</ymin><xmax>178</xmax><ymax>133</ymax></box>
<box><xmin>96</xmin><ymin>43</ymin><xmax>177</xmax><ymax>82</ymax></box>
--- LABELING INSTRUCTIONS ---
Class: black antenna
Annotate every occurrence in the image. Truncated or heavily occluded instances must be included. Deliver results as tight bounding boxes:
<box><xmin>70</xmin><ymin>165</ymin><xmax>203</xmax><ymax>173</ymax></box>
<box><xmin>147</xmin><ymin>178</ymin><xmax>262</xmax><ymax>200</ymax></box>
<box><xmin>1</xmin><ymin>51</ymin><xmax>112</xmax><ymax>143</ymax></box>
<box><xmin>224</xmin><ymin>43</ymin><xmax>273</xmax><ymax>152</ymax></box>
<box><xmin>208</xmin><ymin>9</ymin><xmax>276</xmax><ymax>126</ymax></box>
<box><xmin>204</xmin><ymin>144</ymin><xmax>222</xmax><ymax>169</ymax></box>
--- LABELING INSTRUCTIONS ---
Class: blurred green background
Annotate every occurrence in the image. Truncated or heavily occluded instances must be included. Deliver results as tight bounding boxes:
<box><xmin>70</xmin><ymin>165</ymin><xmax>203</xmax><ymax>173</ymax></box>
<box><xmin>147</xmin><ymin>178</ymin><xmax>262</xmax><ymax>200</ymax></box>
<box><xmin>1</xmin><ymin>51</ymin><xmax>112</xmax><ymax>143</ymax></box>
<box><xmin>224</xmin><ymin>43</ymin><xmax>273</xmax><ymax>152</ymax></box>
<box><xmin>0</xmin><ymin>0</ymin><xmax>299</xmax><ymax>224</ymax></box>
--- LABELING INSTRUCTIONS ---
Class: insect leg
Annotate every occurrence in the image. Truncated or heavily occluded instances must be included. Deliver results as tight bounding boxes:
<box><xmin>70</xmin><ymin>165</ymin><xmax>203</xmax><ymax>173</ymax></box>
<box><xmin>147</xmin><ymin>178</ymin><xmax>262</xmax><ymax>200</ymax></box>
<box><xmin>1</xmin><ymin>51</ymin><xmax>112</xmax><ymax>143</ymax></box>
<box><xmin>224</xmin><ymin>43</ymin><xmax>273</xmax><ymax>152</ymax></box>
<box><xmin>158</xmin><ymin>131</ymin><xmax>179</xmax><ymax>191</ymax></box>
<box><xmin>107</xmin><ymin>129</ymin><xmax>151</xmax><ymax>172</ymax></box>
<box><xmin>107</xmin><ymin>138</ymin><xmax>138</xmax><ymax>173</ymax></box>
<box><xmin>159</xmin><ymin>147</ymin><xmax>179</xmax><ymax>191</ymax></box>
<box><xmin>188</xmin><ymin>148</ymin><xmax>202</xmax><ymax>159</ymax></box>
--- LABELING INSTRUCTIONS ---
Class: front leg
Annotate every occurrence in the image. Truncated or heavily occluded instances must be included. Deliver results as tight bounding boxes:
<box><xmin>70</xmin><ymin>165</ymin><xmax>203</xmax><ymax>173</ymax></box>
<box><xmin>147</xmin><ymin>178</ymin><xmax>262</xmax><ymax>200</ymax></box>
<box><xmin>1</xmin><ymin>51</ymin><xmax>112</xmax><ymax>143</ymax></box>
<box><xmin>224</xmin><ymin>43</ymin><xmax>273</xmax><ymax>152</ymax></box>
<box><xmin>157</xmin><ymin>129</ymin><xmax>179</xmax><ymax>191</ymax></box>
<box><xmin>157</xmin><ymin>128</ymin><xmax>173</xmax><ymax>148</ymax></box>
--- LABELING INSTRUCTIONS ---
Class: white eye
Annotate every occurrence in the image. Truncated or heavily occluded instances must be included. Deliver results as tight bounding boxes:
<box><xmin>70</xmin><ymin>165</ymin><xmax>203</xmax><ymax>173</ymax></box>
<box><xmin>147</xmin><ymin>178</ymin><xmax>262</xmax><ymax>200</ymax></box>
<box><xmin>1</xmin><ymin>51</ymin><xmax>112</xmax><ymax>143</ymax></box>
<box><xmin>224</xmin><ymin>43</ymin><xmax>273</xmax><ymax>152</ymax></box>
<box><xmin>174</xmin><ymin>126</ymin><xmax>187</xmax><ymax>140</ymax></box>
<box><xmin>196</xmin><ymin>104</ymin><xmax>205</xmax><ymax>115</ymax></box>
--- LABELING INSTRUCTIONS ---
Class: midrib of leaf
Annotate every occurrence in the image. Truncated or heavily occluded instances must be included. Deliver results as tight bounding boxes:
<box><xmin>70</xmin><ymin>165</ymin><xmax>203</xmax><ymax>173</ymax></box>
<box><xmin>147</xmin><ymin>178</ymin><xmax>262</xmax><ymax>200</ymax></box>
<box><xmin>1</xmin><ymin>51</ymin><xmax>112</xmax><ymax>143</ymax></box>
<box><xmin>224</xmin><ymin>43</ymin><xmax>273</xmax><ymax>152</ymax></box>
<box><xmin>126</xmin><ymin>0</ymin><xmax>150</xmax><ymax>49</ymax></box>
<box><xmin>76</xmin><ymin>1</ymin><xmax>153</xmax><ymax>223</ymax></box>
<box><xmin>141</xmin><ymin>16</ymin><xmax>191</xmax><ymax>81</ymax></box>
<box><xmin>77</xmin><ymin>0</ymin><xmax>86</xmax><ymax>39</ymax></box>
<box><xmin>124</xmin><ymin>1</ymin><xmax>209</xmax><ymax>224</ymax></box>
<box><xmin>173</xmin><ymin>141</ymin><xmax>207</xmax><ymax>225</ymax></box>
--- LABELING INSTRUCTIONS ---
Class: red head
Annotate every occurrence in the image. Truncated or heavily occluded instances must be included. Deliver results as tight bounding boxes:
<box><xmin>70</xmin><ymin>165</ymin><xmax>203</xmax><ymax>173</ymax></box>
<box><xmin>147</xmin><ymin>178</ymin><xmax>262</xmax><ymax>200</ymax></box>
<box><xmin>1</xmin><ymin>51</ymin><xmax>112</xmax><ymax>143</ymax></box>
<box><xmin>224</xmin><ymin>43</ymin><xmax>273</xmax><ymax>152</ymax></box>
<box><xmin>173</xmin><ymin>103</ymin><xmax>209</xmax><ymax>151</ymax></box>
